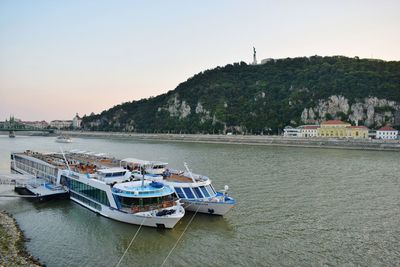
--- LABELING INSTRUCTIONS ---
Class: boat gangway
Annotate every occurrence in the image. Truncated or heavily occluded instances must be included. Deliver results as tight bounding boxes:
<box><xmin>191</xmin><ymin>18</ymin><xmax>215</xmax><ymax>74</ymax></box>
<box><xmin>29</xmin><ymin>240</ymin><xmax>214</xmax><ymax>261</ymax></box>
<box><xmin>0</xmin><ymin>172</ymin><xmax>34</xmax><ymax>185</ymax></box>
<box><xmin>0</xmin><ymin>172</ymin><xmax>69</xmax><ymax>200</ymax></box>
<box><xmin>0</xmin><ymin>194</ymin><xmax>38</xmax><ymax>198</ymax></box>
<box><xmin>0</xmin><ymin>172</ymin><xmax>33</xmax><ymax>198</ymax></box>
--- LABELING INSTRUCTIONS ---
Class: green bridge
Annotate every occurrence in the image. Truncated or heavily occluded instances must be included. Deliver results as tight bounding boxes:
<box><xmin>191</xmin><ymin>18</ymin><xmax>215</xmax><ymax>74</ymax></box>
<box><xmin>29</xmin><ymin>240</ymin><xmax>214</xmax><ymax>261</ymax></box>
<box><xmin>0</xmin><ymin>117</ymin><xmax>54</xmax><ymax>137</ymax></box>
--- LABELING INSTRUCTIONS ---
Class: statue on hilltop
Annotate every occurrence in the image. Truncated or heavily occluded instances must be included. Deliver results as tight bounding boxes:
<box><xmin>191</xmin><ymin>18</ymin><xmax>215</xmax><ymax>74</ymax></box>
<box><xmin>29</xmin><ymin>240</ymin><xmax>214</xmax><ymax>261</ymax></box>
<box><xmin>252</xmin><ymin>47</ymin><xmax>257</xmax><ymax>65</ymax></box>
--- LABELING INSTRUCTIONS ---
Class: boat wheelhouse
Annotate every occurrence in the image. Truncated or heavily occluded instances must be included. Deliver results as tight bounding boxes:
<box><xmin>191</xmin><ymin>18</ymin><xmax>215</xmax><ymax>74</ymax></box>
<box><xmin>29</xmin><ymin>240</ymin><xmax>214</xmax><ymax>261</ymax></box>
<box><xmin>11</xmin><ymin>151</ymin><xmax>185</xmax><ymax>228</ymax></box>
<box><xmin>122</xmin><ymin>159</ymin><xmax>236</xmax><ymax>216</ymax></box>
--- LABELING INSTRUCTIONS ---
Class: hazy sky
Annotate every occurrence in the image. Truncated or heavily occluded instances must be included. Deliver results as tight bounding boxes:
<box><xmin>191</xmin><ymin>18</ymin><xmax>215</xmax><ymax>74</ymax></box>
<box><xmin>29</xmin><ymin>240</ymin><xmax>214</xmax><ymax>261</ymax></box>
<box><xmin>1</xmin><ymin>0</ymin><xmax>399</xmax><ymax>121</ymax></box>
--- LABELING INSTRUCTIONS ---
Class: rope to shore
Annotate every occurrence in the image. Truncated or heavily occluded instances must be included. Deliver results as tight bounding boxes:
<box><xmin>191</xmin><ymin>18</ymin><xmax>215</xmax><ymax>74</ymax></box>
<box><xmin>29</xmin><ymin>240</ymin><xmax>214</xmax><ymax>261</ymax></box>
<box><xmin>115</xmin><ymin>217</ymin><xmax>146</xmax><ymax>267</ymax></box>
<box><xmin>160</xmin><ymin>206</ymin><xmax>200</xmax><ymax>267</ymax></box>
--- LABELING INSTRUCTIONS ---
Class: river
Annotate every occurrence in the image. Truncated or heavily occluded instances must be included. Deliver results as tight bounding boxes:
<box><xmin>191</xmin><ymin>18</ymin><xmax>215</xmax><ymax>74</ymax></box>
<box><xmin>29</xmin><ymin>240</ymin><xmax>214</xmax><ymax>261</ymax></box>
<box><xmin>0</xmin><ymin>135</ymin><xmax>399</xmax><ymax>266</ymax></box>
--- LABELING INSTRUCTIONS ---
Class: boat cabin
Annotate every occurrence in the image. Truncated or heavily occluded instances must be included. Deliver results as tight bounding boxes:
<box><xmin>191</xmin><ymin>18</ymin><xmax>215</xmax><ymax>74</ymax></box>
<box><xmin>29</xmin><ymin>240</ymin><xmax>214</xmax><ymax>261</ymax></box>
<box><xmin>96</xmin><ymin>167</ymin><xmax>131</xmax><ymax>184</ymax></box>
<box><xmin>112</xmin><ymin>181</ymin><xmax>176</xmax><ymax>213</ymax></box>
<box><xmin>120</xmin><ymin>158</ymin><xmax>168</xmax><ymax>175</ymax></box>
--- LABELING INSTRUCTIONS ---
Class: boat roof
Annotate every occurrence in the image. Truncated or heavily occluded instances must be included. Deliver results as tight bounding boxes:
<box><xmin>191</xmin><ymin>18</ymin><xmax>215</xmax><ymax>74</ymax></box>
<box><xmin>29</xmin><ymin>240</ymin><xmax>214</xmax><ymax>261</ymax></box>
<box><xmin>13</xmin><ymin>150</ymin><xmax>119</xmax><ymax>170</ymax></box>
<box><xmin>121</xmin><ymin>158</ymin><xmax>151</xmax><ymax>165</ymax></box>
<box><xmin>121</xmin><ymin>158</ymin><xmax>168</xmax><ymax>166</ymax></box>
<box><xmin>152</xmin><ymin>161</ymin><xmax>168</xmax><ymax>166</ymax></box>
<box><xmin>14</xmin><ymin>152</ymin><xmax>64</xmax><ymax>169</ymax></box>
<box><xmin>112</xmin><ymin>181</ymin><xmax>174</xmax><ymax>198</ymax></box>
<box><xmin>97</xmin><ymin>167</ymin><xmax>127</xmax><ymax>174</ymax></box>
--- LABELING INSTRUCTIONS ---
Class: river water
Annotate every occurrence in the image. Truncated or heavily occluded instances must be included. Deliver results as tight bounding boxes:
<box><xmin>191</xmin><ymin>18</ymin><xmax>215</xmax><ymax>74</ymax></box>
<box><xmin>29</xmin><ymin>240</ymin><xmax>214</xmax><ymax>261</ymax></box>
<box><xmin>0</xmin><ymin>135</ymin><xmax>399</xmax><ymax>266</ymax></box>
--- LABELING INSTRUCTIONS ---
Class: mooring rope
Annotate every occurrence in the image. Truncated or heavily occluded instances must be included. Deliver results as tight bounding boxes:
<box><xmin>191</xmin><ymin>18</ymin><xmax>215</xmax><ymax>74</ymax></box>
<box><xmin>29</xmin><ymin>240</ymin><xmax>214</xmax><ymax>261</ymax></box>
<box><xmin>160</xmin><ymin>206</ymin><xmax>200</xmax><ymax>267</ymax></box>
<box><xmin>116</xmin><ymin>217</ymin><xmax>146</xmax><ymax>267</ymax></box>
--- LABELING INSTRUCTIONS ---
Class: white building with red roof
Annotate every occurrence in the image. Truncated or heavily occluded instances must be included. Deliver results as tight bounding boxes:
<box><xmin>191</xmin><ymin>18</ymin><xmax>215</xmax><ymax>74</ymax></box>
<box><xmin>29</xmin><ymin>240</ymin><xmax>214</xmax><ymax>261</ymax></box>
<box><xmin>299</xmin><ymin>125</ymin><xmax>319</xmax><ymax>137</ymax></box>
<box><xmin>376</xmin><ymin>125</ymin><xmax>398</xmax><ymax>140</ymax></box>
<box><xmin>283</xmin><ymin>125</ymin><xmax>320</xmax><ymax>137</ymax></box>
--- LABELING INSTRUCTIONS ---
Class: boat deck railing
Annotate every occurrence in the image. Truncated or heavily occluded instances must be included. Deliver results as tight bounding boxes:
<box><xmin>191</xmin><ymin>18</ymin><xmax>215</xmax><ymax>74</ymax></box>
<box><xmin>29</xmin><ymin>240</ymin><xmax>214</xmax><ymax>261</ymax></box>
<box><xmin>121</xmin><ymin>200</ymin><xmax>176</xmax><ymax>214</ymax></box>
<box><xmin>164</xmin><ymin>170</ymin><xmax>209</xmax><ymax>183</ymax></box>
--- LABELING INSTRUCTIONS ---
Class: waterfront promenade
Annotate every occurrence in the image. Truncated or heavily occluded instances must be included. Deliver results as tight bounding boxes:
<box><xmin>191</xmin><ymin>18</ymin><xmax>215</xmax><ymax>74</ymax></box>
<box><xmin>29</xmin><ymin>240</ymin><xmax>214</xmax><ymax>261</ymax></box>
<box><xmin>57</xmin><ymin>131</ymin><xmax>400</xmax><ymax>151</ymax></box>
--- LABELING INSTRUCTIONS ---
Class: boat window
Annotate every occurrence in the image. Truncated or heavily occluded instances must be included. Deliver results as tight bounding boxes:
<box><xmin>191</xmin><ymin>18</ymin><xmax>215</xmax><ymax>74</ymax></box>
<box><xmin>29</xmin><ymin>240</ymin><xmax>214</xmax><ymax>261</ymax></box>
<box><xmin>175</xmin><ymin>187</ymin><xmax>186</xmax><ymax>198</ymax></box>
<box><xmin>183</xmin><ymin>187</ymin><xmax>195</xmax><ymax>199</ymax></box>
<box><xmin>209</xmin><ymin>185</ymin><xmax>217</xmax><ymax>194</ymax></box>
<box><xmin>104</xmin><ymin>171</ymin><xmax>126</xmax><ymax>178</ymax></box>
<box><xmin>206</xmin><ymin>185</ymin><xmax>216</xmax><ymax>196</ymax></box>
<box><xmin>199</xmin><ymin>186</ymin><xmax>210</xmax><ymax>197</ymax></box>
<box><xmin>66</xmin><ymin>176</ymin><xmax>110</xmax><ymax>206</ymax></box>
<box><xmin>193</xmin><ymin>187</ymin><xmax>203</xmax><ymax>198</ymax></box>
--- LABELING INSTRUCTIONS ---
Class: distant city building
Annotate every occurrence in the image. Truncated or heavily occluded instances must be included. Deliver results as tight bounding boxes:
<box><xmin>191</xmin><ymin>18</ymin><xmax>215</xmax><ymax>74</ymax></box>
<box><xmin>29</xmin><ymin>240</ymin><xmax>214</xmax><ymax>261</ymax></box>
<box><xmin>72</xmin><ymin>113</ymin><xmax>82</xmax><ymax>129</ymax></box>
<box><xmin>376</xmin><ymin>125</ymin><xmax>398</xmax><ymax>140</ymax></box>
<box><xmin>21</xmin><ymin>120</ymin><xmax>49</xmax><ymax>129</ymax></box>
<box><xmin>6</xmin><ymin>116</ymin><xmax>21</xmax><ymax>123</ymax></box>
<box><xmin>50</xmin><ymin>120</ymin><xmax>72</xmax><ymax>129</ymax></box>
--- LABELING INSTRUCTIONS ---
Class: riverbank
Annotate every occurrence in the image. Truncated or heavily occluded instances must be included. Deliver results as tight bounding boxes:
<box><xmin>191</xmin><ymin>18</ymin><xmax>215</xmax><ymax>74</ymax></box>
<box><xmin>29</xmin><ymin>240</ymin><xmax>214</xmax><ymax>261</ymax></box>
<box><xmin>2</xmin><ymin>130</ymin><xmax>399</xmax><ymax>151</ymax></box>
<box><xmin>56</xmin><ymin>131</ymin><xmax>400</xmax><ymax>152</ymax></box>
<box><xmin>0</xmin><ymin>210</ymin><xmax>42</xmax><ymax>266</ymax></box>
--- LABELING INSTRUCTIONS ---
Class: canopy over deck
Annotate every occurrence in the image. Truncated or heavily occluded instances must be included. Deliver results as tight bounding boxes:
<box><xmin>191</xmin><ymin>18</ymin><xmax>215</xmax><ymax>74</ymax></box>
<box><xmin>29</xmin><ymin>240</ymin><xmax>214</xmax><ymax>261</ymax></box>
<box><xmin>121</xmin><ymin>158</ymin><xmax>167</xmax><ymax>166</ymax></box>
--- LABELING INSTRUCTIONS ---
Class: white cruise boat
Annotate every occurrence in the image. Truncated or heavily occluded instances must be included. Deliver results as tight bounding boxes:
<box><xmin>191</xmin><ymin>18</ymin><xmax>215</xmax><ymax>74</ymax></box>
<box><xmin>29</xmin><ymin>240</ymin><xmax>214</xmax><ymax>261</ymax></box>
<box><xmin>11</xmin><ymin>151</ymin><xmax>185</xmax><ymax>228</ymax></box>
<box><xmin>55</xmin><ymin>135</ymin><xmax>72</xmax><ymax>143</ymax></box>
<box><xmin>122</xmin><ymin>159</ymin><xmax>236</xmax><ymax>216</ymax></box>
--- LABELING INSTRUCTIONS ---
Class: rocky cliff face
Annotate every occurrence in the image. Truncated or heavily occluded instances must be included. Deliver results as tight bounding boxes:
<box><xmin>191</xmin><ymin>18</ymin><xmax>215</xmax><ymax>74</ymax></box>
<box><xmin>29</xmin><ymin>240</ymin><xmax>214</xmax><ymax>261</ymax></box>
<box><xmin>157</xmin><ymin>95</ymin><xmax>191</xmax><ymax>119</ymax></box>
<box><xmin>82</xmin><ymin>56</ymin><xmax>400</xmax><ymax>133</ymax></box>
<box><xmin>301</xmin><ymin>95</ymin><xmax>400</xmax><ymax>127</ymax></box>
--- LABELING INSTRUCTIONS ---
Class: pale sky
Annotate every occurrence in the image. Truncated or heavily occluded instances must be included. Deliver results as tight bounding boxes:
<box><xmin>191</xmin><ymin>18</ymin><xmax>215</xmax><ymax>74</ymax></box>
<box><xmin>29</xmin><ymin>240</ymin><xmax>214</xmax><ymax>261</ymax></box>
<box><xmin>1</xmin><ymin>0</ymin><xmax>399</xmax><ymax>121</ymax></box>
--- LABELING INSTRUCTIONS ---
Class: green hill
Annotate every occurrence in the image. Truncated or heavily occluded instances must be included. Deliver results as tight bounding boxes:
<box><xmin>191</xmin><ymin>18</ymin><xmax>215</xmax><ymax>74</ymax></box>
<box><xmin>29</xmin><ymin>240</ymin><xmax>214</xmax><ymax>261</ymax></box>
<box><xmin>82</xmin><ymin>56</ymin><xmax>400</xmax><ymax>134</ymax></box>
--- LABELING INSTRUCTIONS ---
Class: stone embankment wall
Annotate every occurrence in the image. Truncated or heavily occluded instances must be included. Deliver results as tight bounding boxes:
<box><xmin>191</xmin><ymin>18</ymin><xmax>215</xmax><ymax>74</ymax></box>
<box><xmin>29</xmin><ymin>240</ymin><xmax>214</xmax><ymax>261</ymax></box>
<box><xmin>61</xmin><ymin>131</ymin><xmax>400</xmax><ymax>151</ymax></box>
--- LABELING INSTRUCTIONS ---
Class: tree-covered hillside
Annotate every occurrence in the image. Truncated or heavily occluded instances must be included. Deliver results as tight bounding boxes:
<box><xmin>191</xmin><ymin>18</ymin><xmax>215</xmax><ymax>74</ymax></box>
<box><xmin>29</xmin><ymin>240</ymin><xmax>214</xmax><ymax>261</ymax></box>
<box><xmin>82</xmin><ymin>56</ymin><xmax>400</xmax><ymax>134</ymax></box>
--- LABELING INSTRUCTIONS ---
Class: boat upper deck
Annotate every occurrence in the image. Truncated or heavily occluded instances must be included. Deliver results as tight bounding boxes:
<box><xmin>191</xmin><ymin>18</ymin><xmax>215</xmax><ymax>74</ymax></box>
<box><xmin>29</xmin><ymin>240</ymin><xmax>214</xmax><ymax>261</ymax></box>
<box><xmin>13</xmin><ymin>150</ymin><xmax>121</xmax><ymax>175</ymax></box>
<box><xmin>25</xmin><ymin>178</ymin><xmax>68</xmax><ymax>196</ymax></box>
<box><xmin>162</xmin><ymin>170</ymin><xmax>210</xmax><ymax>184</ymax></box>
<box><xmin>165</xmin><ymin>173</ymin><xmax>195</xmax><ymax>183</ymax></box>
<box><xmin>112</xmin><ymin>181</ymin><xmax>175</xmax><ymax>197</ymax></box>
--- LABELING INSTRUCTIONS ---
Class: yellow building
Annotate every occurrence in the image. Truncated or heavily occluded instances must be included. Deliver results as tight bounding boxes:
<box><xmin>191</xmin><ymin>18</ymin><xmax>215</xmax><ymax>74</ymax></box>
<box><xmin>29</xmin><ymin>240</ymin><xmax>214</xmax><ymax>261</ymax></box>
<box><xmin>317</xmin><ymin>120</ymin><xmax>350</xmax><ymax>138</ymax></box>
<box><xmin>317</xmin><ymin>120</ymin><xmax>369</xmax><ymax>139</ymax></box>
<box><xmin>346</xmin><ymin>126</ymin><xmax>369</xmax><ymax>139</ymax></box>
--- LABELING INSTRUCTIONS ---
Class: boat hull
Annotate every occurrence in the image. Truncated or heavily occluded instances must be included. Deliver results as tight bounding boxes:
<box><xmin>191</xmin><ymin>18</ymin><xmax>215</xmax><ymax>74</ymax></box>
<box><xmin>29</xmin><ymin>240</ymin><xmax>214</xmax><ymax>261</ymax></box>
<box><xmin>71</xmin><ymin>196</ymin><xmax>185</xmax><ymax>228</ymax></box>
<box><xmin>55</xmin><ymin>140</ymin><xmax>72</xmax><ymax>143</ymax></box>
<box><xmin>14</xmin><ymin>186</ymin><xmax>35</xmax><ymax>196</ymax></box>
<box><xmin>182</xmin><ymin>199</ymin><xmax>235</xmax><ymax>215</ymax></box>
<box><xmin>14</xmin><ymin>186</ymin><xmax>69</xmax><ymax>201</ymax></box>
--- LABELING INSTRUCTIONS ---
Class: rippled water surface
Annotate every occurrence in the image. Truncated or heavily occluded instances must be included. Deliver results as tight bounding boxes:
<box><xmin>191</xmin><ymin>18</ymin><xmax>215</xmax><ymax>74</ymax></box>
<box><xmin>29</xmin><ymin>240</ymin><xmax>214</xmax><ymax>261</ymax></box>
<box><xmin>0</xmin><ymin>135</ymin><xmax>399</xmax><ymax>266</ymax></box>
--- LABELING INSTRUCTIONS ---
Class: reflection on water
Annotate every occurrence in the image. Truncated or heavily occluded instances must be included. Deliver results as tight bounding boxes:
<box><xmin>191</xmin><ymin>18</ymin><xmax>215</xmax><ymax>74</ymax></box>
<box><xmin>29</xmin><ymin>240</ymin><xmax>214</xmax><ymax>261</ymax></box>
<box><xmin>0</xmin><ymin>135</ymin><xmax>400</xmax><ymax>266</ymax></box>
